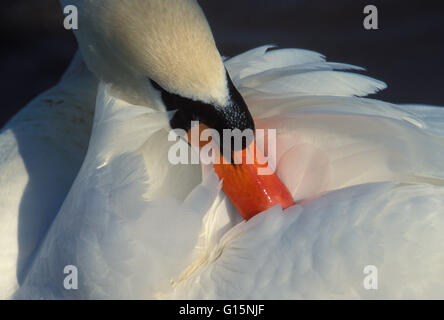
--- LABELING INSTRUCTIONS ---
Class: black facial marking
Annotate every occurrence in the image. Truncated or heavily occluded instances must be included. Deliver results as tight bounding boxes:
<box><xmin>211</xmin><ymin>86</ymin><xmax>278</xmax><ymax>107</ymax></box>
<box><xmin>151</xmin><ymin>70</ymin><xmax>255</xmax><ymax>153</ymax></box>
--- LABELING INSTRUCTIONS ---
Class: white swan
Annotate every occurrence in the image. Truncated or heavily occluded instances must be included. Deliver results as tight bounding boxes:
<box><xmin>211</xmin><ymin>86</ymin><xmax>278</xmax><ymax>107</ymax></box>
<box><xmin>3</xmin><ymin>0</ymin><xmax>444</xmax><ymax>299</ymax></box>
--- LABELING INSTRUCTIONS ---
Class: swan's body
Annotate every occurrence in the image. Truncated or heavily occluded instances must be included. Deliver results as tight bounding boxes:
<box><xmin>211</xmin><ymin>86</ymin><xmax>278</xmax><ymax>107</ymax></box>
<box><xmin>2</xmin><ymin>1</ymin><xmax>444</xmax><ymax>299</ymax></box>
<box><xmin>0</xmin><ymin>53</ymin><xmax>96</xmax><ymax>298</ymax></box>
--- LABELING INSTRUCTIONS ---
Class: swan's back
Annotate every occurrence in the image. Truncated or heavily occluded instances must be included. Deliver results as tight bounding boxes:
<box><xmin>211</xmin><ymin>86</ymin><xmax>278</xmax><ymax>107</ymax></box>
<box><xmin>0</xmin><ymin>52</ymin><xmax>96</xmax><ymax>298</ymax></box>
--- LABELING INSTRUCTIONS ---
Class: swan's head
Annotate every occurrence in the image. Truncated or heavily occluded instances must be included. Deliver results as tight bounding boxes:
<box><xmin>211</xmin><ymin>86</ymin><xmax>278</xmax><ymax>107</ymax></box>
<box><xmin>66</xmin><ymin>0</ymin><xmax>254</xmax><ymax>149</ymax></box>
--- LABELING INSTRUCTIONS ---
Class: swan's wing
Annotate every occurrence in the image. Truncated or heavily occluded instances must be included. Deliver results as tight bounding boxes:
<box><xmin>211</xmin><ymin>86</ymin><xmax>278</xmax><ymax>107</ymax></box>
<box><xmin>258</xmin><ymin>103</ymin><xmax>444</xmax><ymax>201</ymax></box>
<box><xmin>398</xmin><ymin>104</ymin><xmax>444</xmax><ymax>137</ymax></box>
<box><xmin>226</xmin><ymin>45</ymin><xmax>386</xmax><ymax>111</ymax></box>
<box><xmin>167</xmin><ymin>182</ymin><xmax>444</xmax><ymax>299</ymax></box>
<box><xmin>161</xmin><ymin>47</ymin><xmax>444</xmax><ymax>299</ymax></box>
<box><xmin>227</xmin><ymin>47</ymin><xmax>444</xmax><ymax>200</ymax></box>
<box><xmin>14</xmin><ymin>83</ymin><xmax>214</xmax><ymax>299</ymax></box>
<box><xmin>0</xmin><ymin>52</ymin><xmax>96</xmax><ymax>298</ymax></box>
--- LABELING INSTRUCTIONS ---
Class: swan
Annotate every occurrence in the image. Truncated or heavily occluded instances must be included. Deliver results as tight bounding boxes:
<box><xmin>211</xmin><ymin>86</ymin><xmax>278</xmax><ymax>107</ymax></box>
<box><xmin>2</xmin><ymin>0</ymin><xmax>444</xmax><ymax>299</ymax></box>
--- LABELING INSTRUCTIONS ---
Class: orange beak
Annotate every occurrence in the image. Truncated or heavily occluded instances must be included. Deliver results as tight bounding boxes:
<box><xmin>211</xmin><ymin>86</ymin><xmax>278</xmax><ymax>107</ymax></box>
<box><xmin>187</xmin><ymin>125</ymin><xmax>294</xmax><ymax>221</ymax></box>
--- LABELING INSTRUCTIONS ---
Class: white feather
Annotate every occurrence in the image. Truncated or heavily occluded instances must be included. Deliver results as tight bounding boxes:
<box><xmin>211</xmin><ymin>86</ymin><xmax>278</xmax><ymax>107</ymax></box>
<box><xmin>226</xmin><ymin>45</ymin><xmax>386</xmax><ymax>98</ymax></box>
<box><xmin>14</xmin><ymin>83</ymin><xmax>216</xmax><ymax>299</ymax></box>
<box><xmin>0</xmin><ymin>52</ymin><xmax>96</xmax><ymax>299</ymax></box>
<box><xmin>167</xmin><ymin>182</ymin><xmax>444</xmax><ymax>299</ymax></box>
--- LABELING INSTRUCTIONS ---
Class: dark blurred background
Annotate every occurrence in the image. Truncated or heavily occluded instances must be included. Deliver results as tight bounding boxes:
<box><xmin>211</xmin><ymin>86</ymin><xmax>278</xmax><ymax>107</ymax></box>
<box><xmin>1</xmin><ymin>0</ymin><xmax>443</xmax><ymax>127</ymax></box>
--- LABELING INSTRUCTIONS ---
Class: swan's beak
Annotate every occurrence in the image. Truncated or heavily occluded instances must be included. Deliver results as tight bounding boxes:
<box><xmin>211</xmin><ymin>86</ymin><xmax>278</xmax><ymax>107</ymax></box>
<box><xmin>213</xmin><ymin>140</ymin><xmax>295</xmax><ymax>220</ymax></box>
<box><xmin>186</xmin><ymin>125</ymin><xmax>294</xmax><ymax>221</ymax></box>
<box><xmin>154</xmin><ymin>72</ymin><xmax>294</xmax><ymax>220</ymax></box>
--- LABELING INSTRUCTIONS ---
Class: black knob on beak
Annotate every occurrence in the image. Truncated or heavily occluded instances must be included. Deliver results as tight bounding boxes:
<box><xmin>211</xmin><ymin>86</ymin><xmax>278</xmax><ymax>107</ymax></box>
<box><xmin>151</xmin><ymin>70</ymin><xmax>255</xmax><ymax>157</ymax></box>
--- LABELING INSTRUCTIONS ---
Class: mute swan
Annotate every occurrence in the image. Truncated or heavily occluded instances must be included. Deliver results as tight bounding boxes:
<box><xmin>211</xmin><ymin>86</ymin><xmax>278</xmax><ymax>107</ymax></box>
<box><xmin>3</xmin><ymin>0</ymin><xmax>444</xmax><ymax>299</ymax></box>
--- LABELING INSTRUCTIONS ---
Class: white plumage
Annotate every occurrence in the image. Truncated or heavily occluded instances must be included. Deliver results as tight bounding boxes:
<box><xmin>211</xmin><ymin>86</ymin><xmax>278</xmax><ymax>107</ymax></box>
<box><xmin>0</xmin><ymin>52</ymin><xmax>96</xmax><ymax>298</ymax></box>
<box><xmin>2</xmin><ymin>2</ymin><xmax>444</xmax><ymax>300</ymax></box>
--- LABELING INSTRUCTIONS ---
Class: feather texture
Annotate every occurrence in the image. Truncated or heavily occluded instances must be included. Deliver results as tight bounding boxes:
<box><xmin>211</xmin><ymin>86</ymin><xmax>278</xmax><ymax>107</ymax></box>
<box><xmin>0</xmin><ymin>52</ymin><xmax>96</xmax><ymax>298</ymax></box>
